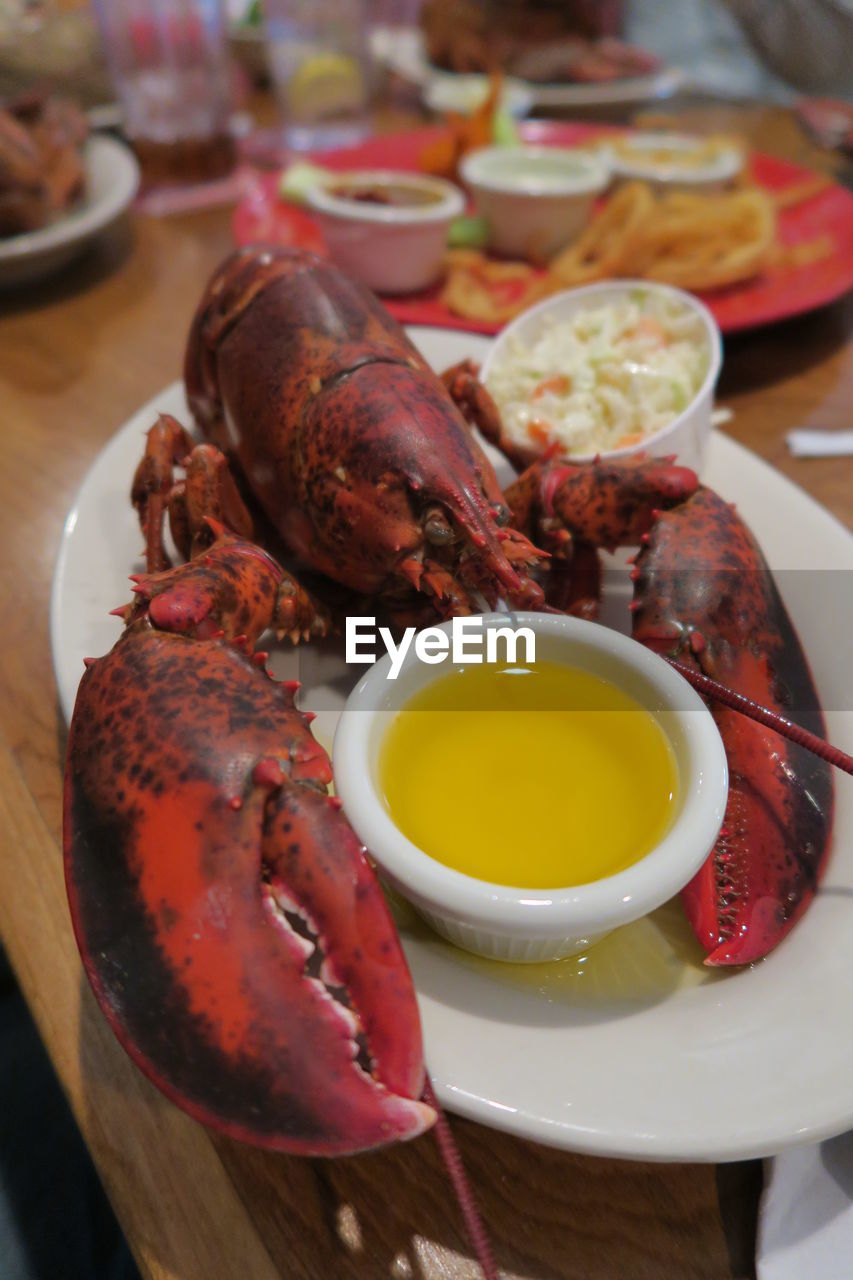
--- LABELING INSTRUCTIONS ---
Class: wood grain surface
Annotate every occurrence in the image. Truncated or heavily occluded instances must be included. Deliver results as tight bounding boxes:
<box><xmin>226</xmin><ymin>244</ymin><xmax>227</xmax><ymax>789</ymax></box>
<box><xmin>0</xmin><ymin>99</ymin><xmax>850</xmax><ymax>1280</ymax></box>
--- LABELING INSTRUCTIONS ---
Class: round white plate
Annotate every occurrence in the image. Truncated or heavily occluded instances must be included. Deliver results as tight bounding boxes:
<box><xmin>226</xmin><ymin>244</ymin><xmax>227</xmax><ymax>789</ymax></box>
<box><xmin>0</xmin><ymin>134</ymin><xmax>140</xmax><ymax>290</ymax></box>
<box><xmin>52</xmin><ymin>327</ymin><xmax>853</xmax><ymax>1163</ymax></box>
<box><xmin>370</xmin><ymin>25</ymin><xmax>686</xmax><ymax>111</ymax></box>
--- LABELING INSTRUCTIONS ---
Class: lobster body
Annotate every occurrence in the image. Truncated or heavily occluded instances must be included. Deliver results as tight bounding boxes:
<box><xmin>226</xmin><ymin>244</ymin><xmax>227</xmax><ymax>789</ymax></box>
<box><xmin>64</xmin><ymin>532</ymin><xmax>434</xmax><ymax>1154</ymax></box>
<box><xmin>509</xmin><ymin>459</ymin><xmax>834</xmax><ymax>965</ymax></box>
<box><xmin>185</xmin><ymin>247</ymin><xmax>543</xmax><ymax>615</ymax></box>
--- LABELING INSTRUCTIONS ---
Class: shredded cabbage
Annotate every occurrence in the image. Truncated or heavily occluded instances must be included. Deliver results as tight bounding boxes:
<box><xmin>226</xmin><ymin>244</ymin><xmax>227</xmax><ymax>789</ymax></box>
<box><xmin>485</xmin><ymin>293</ymin><xmax>710</xmax><ymax>456</ymax></box>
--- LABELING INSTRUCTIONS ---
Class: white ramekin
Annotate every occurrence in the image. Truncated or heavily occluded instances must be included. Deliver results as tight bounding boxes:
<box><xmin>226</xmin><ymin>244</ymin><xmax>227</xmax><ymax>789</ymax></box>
<box><xmin>602</xmin><ymin>131</ymin><xmax>744</xmax><ymax>192</ymax></box>
<box><xmin>305</xmin><ymin>169</ymin><xmax>465</xmax><ymax>295</ymax></box>
<box><xmin>479</xmin><ymin>279</ymin><xmax>723</xmax><ymax>475</ymax></box>
<box><xmin>459</xmin><ymin>144</ymin><xmax>610</xmax><ymax>260</ymax></box>
<box><xmin>333</xmin><ymin>613</ymin><xmax>728</xmax><ymax>964</ymax></box>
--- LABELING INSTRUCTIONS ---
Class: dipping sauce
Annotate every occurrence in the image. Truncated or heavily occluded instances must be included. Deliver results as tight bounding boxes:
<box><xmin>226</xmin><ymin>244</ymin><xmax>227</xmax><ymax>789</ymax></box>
<box><xmin>327</xmin><ymin>181</ymin><xmax>444</xmax><ymax>208</ymax></box>
<box><xmin>379</xmin><ymin>661</ymin><xmax>678</xmax><ymax>888</ymax></box>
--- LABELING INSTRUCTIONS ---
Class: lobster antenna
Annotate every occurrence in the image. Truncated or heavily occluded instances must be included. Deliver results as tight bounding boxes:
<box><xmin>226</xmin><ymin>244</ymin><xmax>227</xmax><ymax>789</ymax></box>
<box><xmin>422</xmin><ymin>1074</ymin><xmax>498</xmax><ymax>1280</ymax></box>
<box><xmin>666</xmin><ymin>658</ymin><xmax>853</xmax><ymax>775</ymax></box>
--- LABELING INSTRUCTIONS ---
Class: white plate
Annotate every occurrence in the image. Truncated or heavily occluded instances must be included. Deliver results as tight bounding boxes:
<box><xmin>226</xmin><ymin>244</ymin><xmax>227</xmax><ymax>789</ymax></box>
<box><xmin>370</xmin><ymin>25</ymin><xmax>686</xmax><ymax>111</ymax></box>
<box><xmin>0</xmin><ymin>134</ymin><xmax>140</xmax><ymax>289</ymax></box>
<box><xmin>51</xmin><ymin>327</ymin><xmax>853</xmax><ymax>1163</ymax></box>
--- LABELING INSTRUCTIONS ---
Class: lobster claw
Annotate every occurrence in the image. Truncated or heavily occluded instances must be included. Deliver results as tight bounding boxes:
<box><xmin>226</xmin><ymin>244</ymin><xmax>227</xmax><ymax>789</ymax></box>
<box><xmin>632</xmin><ymin>486</ymin><xmax>834</xmax><ymax>965</ymax></box>
<box><xmin>64</xmin><ymin>624</ymin><xmax>434</xmax><ymax>1155</ymax></box>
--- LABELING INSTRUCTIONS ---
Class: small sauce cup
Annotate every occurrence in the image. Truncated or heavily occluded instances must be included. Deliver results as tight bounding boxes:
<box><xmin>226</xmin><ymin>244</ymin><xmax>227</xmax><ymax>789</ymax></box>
<box><xmin>459</xmin><ymin>144</ymin><xmax>610</xmax><ymax>261</ymax></box>
<box><xmin>602</xmin><ymin>132</ymin><xmax>744</xmax><ymax>193</ymax></box>
<box><xmin>305</xmin><ymin>169</ymin><xmax>464</xmax><ymax>294</ymax></box>
<box><xmin>333</xmin><ymin>613</ymin><xmax>728</xmax><ymax>964</ymax></box>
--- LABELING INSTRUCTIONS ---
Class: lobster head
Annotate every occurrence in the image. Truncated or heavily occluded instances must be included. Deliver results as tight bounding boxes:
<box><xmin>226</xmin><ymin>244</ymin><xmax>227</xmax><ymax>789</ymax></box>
<box><xmin>184</xmin><ymin>246</ymin><xmax>545</xmax><ymax>620</ymax></box>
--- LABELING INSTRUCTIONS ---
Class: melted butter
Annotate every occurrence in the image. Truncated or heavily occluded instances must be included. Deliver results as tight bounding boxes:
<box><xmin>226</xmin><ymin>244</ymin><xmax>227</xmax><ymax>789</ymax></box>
<box><xmin>379</xmin><ymin>661</ymin><xmax>678</xmax><ymax>889</ymax></box>
<box><xmin>388</xmin><ymin>889</ymin><xmax>726</xmax><ymax>1005</ymax></box>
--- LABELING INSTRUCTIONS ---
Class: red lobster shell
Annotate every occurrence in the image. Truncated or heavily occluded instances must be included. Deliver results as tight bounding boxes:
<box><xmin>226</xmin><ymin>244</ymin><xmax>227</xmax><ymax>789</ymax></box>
<box><xmin>185</xmin><ymin>245</ymin><xmax>544</xmax><ymax>619</ymax></box>
<box><xmin>63</xmin><ymin>529</ymin><xmax>434</xmax><ymax>1154</ymax></box>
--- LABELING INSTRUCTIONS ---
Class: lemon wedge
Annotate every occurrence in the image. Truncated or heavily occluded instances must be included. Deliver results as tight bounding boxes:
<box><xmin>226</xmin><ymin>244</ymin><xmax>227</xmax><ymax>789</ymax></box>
<box><xmin>286</xmin><ymin>53</ymin><xmax>366</xmax><ymax>122</ymax></box>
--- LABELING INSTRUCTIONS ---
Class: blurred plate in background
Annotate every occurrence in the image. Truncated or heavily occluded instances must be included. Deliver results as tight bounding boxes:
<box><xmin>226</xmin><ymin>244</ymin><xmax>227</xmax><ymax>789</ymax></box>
<box><xmin>0</xmin><ymin>135</ymin><xmax>139</xmax><ymax>290</ymax></box>
<box><xmin>370</xmin><ymin>24</ymin><xmax>685</xmax><ymax>110</ymax></box>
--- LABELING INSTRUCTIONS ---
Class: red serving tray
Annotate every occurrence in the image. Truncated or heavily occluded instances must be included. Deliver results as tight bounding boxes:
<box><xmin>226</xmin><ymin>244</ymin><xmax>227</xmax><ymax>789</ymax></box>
<box><xmin>232</xmin><ymin>121</ymin><xmax>853</xmax><ymax>336</ymax></box>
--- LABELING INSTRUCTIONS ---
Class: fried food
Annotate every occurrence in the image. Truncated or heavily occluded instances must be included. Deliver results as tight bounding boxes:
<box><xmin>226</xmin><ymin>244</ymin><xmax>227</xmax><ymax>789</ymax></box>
<box><xmin>442</xmin><ymin>248</ymin><xmax>550</xmax><ymax>322</ymax></box>
<box><xmin>420</xmin><ymin>0</ymin><xmax>659</xmax><ymax>82</ymax></box>
<box><xmin>628</xmin><ymin>188</ymin><xmax>776</xmax><ymax>292</ymax></box>
<box><xmin>419</xmin><ymin>72</ymin><xmax>503</xmax><ymax>182</ymax></box>
<box><xmin>441</xmin><ymin>177</ymin><xmax>835</xmax><ymax>324</ymax></box>
<box><xmin>548</xmin><ymin>182</ymin><xmax>655</xmax><ymax>286</ymax></box>
<box><xmin>770</xmin><ymin>174</ymin><xmax>832</xmax><ymax>210</ymax></box>
<box><xmin>0</xmin><ymin>89</ymin><xmax>89</xmax><ymax>236</ymax></box>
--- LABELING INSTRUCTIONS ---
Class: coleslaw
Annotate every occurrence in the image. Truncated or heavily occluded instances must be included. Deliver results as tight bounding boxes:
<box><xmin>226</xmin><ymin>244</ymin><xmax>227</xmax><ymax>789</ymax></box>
<box><xmin>484</xmin><ymin>289</ymin><xmax>711</xmax><ymax>456</ymax></box>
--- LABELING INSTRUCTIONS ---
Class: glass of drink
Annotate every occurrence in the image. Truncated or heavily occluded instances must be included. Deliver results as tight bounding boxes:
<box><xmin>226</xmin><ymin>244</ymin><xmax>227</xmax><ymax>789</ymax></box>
<box><xmin>92</xmin><ymin>0</ymin><xmax>236</xmax><ymax>186</ymax></box>
<box><xmin>263</xmin><ymin>0</ymin><xmax>372</xmax><ymax>151</ymax></box>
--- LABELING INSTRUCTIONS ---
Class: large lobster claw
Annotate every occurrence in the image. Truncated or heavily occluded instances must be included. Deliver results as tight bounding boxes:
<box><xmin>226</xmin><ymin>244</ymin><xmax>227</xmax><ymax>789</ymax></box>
<box><xmin>632</xmin><ymin>487</ymin><xmax>834</xmax><ymax>966</ymax></box>
<box><xmin>64</xmin><ymin>535</ymin><xmax>434</xmax><ymax>1155</ymax></box>
<box><xmin>504</xmin><ymin>459</ymin><xmax>834</xmax><ymax>966</ymax></box>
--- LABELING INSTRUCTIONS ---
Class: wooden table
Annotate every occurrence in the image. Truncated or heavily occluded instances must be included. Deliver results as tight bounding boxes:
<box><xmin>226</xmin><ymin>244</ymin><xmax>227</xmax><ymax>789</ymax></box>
<box><xmin>0</xmin><ymin>101</ymin><xmax>851</xmax><ymax>1280</ymax></box>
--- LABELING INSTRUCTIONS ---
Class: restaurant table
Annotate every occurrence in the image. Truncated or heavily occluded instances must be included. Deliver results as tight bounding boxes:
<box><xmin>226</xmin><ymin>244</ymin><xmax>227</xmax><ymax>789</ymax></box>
<box><xmin>0</xmin><ymin>99</ymin><xmax>851</xmax><ymax>1280</ymax></box>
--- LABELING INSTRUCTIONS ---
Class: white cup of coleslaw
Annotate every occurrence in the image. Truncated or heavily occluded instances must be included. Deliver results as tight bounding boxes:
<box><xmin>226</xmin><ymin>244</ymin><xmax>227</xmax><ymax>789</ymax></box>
<box><xmin>479</xmin><ymin>280</ymin><xmax>723</xmax><ymax>475</ymax></box>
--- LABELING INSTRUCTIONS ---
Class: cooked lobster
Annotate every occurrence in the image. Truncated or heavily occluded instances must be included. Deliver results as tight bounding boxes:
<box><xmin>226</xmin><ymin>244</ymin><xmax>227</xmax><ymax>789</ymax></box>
<box><xmin>64</xmin><ymin>244</ymin><xmax>833</xmax><ymax>1174</ymax></box>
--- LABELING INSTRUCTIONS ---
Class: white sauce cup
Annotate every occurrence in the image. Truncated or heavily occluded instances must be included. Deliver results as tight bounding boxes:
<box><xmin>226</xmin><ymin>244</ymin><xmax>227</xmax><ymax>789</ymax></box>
<box><xmin>602</xmin><ymin>131</ymin><xmax>744</xmax><ymax>193</ymax></box>
<box><xmin>459</xmin><ymin>144</ymin><xmax>611</xmax><ymax>261</ymax></box>
<box><xmin>333</xmin><ymin>613</ymin><xmax>728</xmax><ymax>963</ymax></box>
<box><xmin>306</xmin><ymin>170</ymin><xmax>465</xmax><ymax>295</ymax></box>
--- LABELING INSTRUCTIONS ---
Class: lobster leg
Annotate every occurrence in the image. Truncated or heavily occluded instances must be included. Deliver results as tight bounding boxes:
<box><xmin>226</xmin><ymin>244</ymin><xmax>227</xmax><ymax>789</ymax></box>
<box><xmin>504</xmin><ymin>454</ymin><xmax>697</xmax><ymax>615</ymax></box>
<box><xmin>442</xmin><ymin>360</ymin><xmax>503</xmax><ymax>445</ymax></box>
<box><xmin>131</xmin><ymin>413</ymin><xmax>197</xmax><ymax>569</ymax></box>
<box><xmin>545</xmin><ymin>545</ymin><xmax>601</xmax><ymax>620</ymax></box>
<box><xmin>132</xmin><ymin>413</ymin><xmax>255</xmax><ymax>568</ymax></box>
<box><xmin>131</xmin><ymin>416</ymin><xmax>329</xmax><ymax>642</ymax></box>
<box><xmin>442</xmin><ymin>359</ymin><xmax>549</xmax><ymax>473</ymax></box>
<box><xmin>129</xmin><ymin>522</ymin><xmax>330</xmax><ymax>644</ymax></box>
<box><xmin>180</xmin><ymin>443</ymin><xmax>255</xmax><ymax>550</ymax></box>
